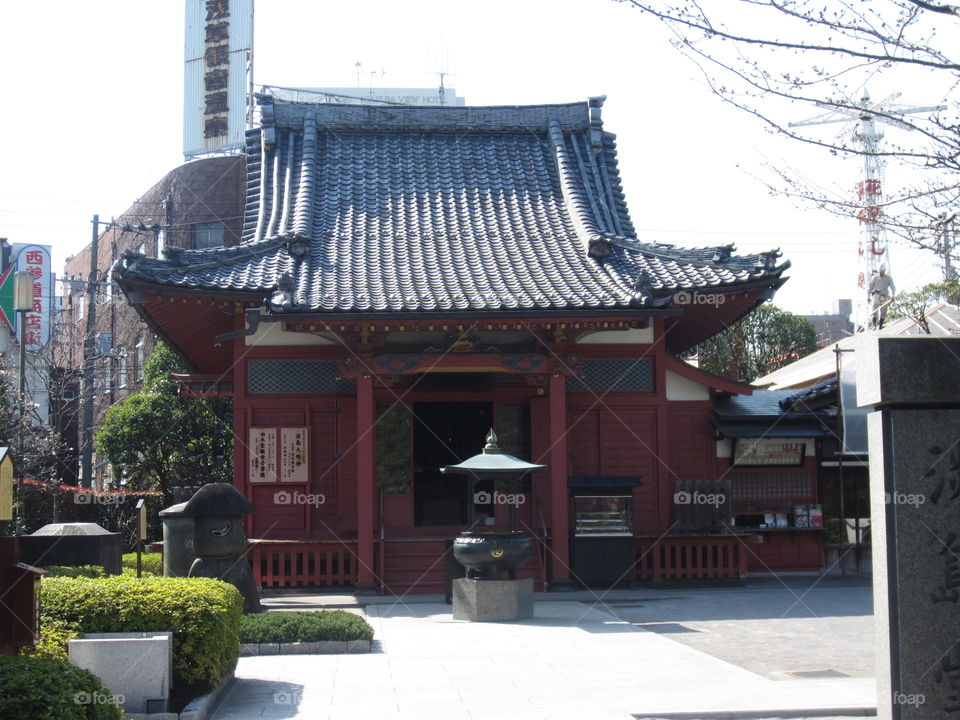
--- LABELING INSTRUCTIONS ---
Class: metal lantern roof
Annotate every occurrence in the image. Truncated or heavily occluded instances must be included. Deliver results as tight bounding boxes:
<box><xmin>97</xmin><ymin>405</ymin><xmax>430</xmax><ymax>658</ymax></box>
<box><xmin>440</xmin><ymin>429</ymin><xmax>546</xmax><ymax>476</ymax></box>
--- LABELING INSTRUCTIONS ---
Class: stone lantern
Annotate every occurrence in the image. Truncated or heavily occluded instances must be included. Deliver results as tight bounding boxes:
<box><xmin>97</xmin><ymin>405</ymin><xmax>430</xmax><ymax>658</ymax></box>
<box><xmin>159</xmin><ymin>483</ymin><xmax>261</xmax><ymax>613</ymax></box>
<box><xmin>441</xmin><ymin>429</ymin><xmax>545</xmax><ymax>621</ymax></box>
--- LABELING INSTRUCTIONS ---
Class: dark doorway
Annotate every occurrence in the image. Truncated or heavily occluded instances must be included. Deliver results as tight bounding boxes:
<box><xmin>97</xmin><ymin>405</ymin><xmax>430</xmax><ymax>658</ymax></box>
<box><xmin>413</xmin><ymin>402</ymin><xmax>492</xmax><ymax>526</ymax></box>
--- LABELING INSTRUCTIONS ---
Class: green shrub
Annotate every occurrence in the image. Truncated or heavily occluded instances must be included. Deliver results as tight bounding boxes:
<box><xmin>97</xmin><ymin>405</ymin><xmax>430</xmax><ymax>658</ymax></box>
<box><xmin>39</xmin><ymin>566</ymin><xmax>105</xmax><ymax>579</ymax></box>
<box><xmin>0</xmin><ymin>655</ymin><xmax>123</xmax><ymax>720</ymax></box>
<box><xmin>39</xmin><ymin>555</ymin><xmax>161</xmax><ymax>579</ymax></box>
<box><xmin>41</xmin><ymin>576</ymin><xmax>241</xmax><ymax>708</ymax></box>
<box><xmin>19</xmin><ymin>619</ymin><xmax>82</xmax><ymax>661</ymax></box>
<box><xmin>120</xmin><ymin>552</ymin><xmax>161</xmax><ymax>577</ymax></box>
<box><xmin>238</xmin><ymin>610</ymin><xmax>374</xmax><ymax>644</ymax></box>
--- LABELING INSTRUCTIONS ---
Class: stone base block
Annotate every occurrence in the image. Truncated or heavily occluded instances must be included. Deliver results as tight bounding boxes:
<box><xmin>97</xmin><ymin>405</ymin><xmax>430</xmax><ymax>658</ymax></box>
<box><xmin>452</xmin><ymin>578</ymin><xmax>533</xmax><ymax>622</ymax></box>
<box><xmin>69</xmin><ymin>632</ymin><xmax>172</xmax><ymax>714</ymax></box>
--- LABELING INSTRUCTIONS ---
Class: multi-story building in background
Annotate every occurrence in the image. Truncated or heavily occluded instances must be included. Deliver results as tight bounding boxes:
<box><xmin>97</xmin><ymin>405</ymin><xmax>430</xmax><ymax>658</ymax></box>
<box><xmin>803</xmin><ymin>298</ymin><xmax>853</xmax><ymax>347</ymax></box>
<box><xmin>60</xmin><ymin>155</ymin><xmax>245</xmax><ymax>487</ymax></box>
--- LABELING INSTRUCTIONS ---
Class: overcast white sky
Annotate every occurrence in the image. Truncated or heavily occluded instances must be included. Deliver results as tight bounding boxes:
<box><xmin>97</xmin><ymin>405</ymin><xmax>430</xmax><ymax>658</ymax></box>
<box><xmin>0</xmin><ymin>0</ymin><xmax>948</xmax><ymax>317</ymax></box>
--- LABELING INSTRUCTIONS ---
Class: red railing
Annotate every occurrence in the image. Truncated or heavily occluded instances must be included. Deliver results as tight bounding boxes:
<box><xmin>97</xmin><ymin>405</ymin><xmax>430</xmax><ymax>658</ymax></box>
<box><xmin>635</xmin><ymin>535</ymin><xmax>748</xmax><ymax>581</ymax></box>
<box><xmin>251</xmin><ymin>542</ymin><xmax>357</xmax><ymax>588</ymax></box>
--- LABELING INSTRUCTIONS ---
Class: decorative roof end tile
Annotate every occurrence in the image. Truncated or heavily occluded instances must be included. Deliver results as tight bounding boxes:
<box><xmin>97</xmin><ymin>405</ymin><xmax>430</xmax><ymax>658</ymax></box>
<box><xmin>588</xmin><ymin>235</ymin><xmax>611</xmax><ymax>259</ymax></box>
<box><xmin>281</xmin><ymin>233</ymin><xmax>311</xmax><ymax>259</ymax></box>
<box><xmin>712</xmin><ymin>244</ymin><xmax>734</xmax><ymax>263</ymax></box>
<box><xmin>588</xmin><ymin>96</ymin><xmax>606</xmax><ymax>155</ymax></box>
<box><xmin>162</xmin><ymin>245</ymin><xmax>186</xmax><ymax>262</ymax></box>
<box><xmin>269</xmin><ymin>272</ymin><xmax>296</xmax><ymax>312</ymax></box>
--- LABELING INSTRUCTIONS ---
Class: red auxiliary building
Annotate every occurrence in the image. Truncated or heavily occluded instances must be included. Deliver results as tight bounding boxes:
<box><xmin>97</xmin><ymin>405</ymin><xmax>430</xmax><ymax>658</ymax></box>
<box><xmin>115</xmin><ymin>95</ymin><xmax>815</xmax><ymax>593</ymax></box>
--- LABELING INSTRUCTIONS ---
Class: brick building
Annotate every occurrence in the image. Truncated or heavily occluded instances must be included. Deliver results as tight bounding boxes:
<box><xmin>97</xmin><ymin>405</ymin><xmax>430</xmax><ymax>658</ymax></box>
<box><xmin>60</xmin><ymin>156</ymin><xmax>245</xmax><ymax>486</ymax></box>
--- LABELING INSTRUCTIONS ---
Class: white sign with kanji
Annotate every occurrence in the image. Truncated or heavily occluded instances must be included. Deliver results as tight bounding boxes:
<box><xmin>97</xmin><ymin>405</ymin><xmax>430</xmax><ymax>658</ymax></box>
<box><xmin>14</xmin><ymin>244</ymin><xmax>51</xmax><ymax>351</ymax></box>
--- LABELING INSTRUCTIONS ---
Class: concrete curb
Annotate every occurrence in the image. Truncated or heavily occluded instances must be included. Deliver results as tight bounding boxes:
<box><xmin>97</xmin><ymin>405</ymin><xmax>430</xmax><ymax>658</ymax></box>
<box><xmin>632</xmin><ymin>708</ymin><xmax>877</xmax><ymax>719</ymax></box>
<box><xmin>238</xmin><ymin>639</ymin><xmax>371</xmax><ymax>656</ymax></box>
<box><xmin>125</xmin><ymin>671</ymin><xmax>235</xmax><ymax>720</ymax></box>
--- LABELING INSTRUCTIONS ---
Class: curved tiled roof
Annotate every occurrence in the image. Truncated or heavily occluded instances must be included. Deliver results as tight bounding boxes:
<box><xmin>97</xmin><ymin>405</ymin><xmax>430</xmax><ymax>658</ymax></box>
<box><xmin>116</xmin><ymin>96</ymin><xmax>788</xmax><ymax>314</ymax></box>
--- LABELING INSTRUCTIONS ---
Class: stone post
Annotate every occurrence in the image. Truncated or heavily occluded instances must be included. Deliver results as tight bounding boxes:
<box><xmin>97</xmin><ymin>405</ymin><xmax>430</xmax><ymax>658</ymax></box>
<box><xmin>857</xmin><ymin>336</ymin><xmax>960</xmax><ymax>719</ymax></box>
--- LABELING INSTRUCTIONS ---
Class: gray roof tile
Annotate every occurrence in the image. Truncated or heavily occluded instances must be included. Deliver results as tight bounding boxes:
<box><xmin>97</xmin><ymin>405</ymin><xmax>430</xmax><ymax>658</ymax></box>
<box><xmin>116</xmin><ymin>97</ymin><xmax>788</xmax><ymax>313</ymax></box>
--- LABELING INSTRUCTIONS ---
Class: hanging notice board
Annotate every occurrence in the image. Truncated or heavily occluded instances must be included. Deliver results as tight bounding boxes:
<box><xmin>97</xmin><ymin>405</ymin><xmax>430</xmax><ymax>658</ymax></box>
<box><xmin>733</xmin><ymin>439</ymin><xmax>805</xmax><ymax>467</ymax></box>
<box><xmin>280</xmin><ymin>428</ymin><xmax>309</xmax><ymax>483</ymax></box>
<box><xmin>249</xmin><ymin>427</ymin><xmax>309</xmax><ymax>483</ymax></box>
<box><xmin>248</xmin><ymin>428</ymin><xmax>277</xmax><ymax>482</ymax></box>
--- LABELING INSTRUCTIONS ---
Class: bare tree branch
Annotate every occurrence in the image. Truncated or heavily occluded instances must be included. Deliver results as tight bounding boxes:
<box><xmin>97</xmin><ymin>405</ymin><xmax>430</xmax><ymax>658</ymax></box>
<box><xmin>616</xmin><ymin>0</ymin><xmax>960</xmax><ymax>273</ymax></box>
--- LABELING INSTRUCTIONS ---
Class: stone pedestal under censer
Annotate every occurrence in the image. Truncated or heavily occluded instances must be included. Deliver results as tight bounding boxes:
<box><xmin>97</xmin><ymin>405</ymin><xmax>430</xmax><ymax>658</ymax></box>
<box><xmin>441</xmin><ymin>429</ymin><xmax>545</xmax><ymax>622</ymax></box>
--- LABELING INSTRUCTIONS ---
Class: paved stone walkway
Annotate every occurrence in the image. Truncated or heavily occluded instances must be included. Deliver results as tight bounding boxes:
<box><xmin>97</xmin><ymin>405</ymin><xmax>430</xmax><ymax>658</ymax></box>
<box><xmin>210</xmin><ymin>599</ymin><xmax>875</xmax><ymax>720</ymax></box>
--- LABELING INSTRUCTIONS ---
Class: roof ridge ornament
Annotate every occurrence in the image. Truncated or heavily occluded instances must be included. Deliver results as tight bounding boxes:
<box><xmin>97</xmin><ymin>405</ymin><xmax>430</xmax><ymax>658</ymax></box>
<box><xmin>483</xmin><ymin>428</ymin><xmax>501</xmax><ymax>454</ymax></box>
<box><xmin>162</xmin><ymin>245</ymin><xmax>186</xmax><ymax>262</ymax></box>
<box><xmin>281</xmin><ymin>232</ymin><xmax>311</xmax><ymax>259</ymax></box>
<box><xmin>712</xmin><ymin>245</ymin><xmax>734</xmax><ymax>264</ymax></box>
<box><xmin>588</xmin><ymin>96</ymin><xmax>606</xmax><ymax>155</ymax></box>
<box><xmin>269</xmin><ymin>272</ymin><xmax>296</xmax><ymax>311</ymax></box>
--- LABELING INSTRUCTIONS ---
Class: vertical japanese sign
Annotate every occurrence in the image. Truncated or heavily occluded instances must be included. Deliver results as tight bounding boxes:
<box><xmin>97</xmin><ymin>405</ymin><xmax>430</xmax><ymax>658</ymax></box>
<box><xmin>183</xmin><ymin>0</ymin><xmax>252</xmax><ymax>158</ymax></box>
<box><xmin>14</xmin><ymin>245</ymin><xmax>51</xmax><ymax>351</ymax></box>
<box><xmin>248</xmin><ymin>427</ymin><xmax>277</xmax><ymax>483</ymax></box>
<box><xmin>248</xmin><ymin>427</ymin><xmax>310</xmax><ymax>483</ymax></box>
<box><xmin>280</xmin><ymin>428</ymin><xmax>309</xmax><ymax>483</ymax></box>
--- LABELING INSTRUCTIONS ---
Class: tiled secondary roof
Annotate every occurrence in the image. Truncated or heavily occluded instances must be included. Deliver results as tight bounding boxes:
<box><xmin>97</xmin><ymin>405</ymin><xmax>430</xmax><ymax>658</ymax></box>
<box><xmin>115</xmin><ymin>95</ymin><xmax>788</xmax><ymax>314</ymax></box>
<box><xmin>714</xmin><ymin>388</ymin><xmax>835</xmax><ymax>438</ymax></box>
<box><xmin>779</xmin><ymin>378</ymin><xmax>838</xmax><ymax>412</ymax></box>
<box><xmin>715</xmin><ymin>391</ymin><xmax>800</xmax><ymax>418</ymax></box>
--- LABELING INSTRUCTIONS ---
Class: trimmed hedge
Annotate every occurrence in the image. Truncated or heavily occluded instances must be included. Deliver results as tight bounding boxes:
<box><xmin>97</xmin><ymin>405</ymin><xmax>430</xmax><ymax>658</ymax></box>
<box><xmin>0</xmin><ymin>655</ymin><xmax>123</xmax><ymax>720</ymax></box>
<box><xmin>120</xmin><ymin>552</ymin><xmax>162</xmax><ymax>577</ymax></box>
<box><xmin>41</xmin><ymin>576</ymin><xmax>242</xmax><ymax>707</ymax></box>
<box><xmin>238</xmin><ymin>610</ymin><xmax>374</xmax><ymax>644</ymax></box>
<box><xmin>41</xmin><ymin>554</ymin><xmax>162</xmax><ymax>580</ymax></box>
<box><xmin>39</xmin><ymin>566</ymin><xmax>104</xmax><ymax>579</ymax></box>
<box><xmin>20</xmin><ymin>619</ymin><xmax>81</xmax><ymax>661</ymax></box>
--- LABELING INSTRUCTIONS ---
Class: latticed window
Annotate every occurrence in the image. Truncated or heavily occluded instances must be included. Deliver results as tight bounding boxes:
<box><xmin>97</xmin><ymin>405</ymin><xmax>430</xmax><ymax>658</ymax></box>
<box><xmin>194</xmin><ymin>221</ymin><xmax>225</xmax><ymax>249</ymax></box>
<box><xmin>247</xmin><ymin>360</ymin><xmax>355</xmax><ymax>394</ymax></box>
<box><xmin>566</xmin><ymin>358</ymin><xmax>653</xmax><ymax>392</ymax></box>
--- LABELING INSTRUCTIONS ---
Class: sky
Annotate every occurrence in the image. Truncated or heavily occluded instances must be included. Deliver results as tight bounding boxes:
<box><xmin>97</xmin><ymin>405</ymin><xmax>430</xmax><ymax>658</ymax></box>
<box><xmin>0</xmin><ymin>0</ymin><xmax>949</xmax><ymax>319</ymax></box>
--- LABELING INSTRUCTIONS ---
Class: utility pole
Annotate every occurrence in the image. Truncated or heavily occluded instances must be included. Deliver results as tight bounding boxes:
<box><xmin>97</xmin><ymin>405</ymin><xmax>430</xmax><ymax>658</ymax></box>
<box><xmin>936</xmin><ymin>211</ymin><xmax>957</xmax><ymax>282</ymax></box>
<box><xmin>80</xmin><ymin>215</ymin><xmax>99</xmax><ymax>489</ymax></box>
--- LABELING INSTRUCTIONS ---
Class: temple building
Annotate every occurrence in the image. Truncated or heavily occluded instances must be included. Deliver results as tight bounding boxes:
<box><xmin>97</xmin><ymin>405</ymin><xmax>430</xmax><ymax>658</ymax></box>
<box><xmin>114</xmin><ymin>94</ymin><xmax>817</xmax><ymax>592</ymax></box>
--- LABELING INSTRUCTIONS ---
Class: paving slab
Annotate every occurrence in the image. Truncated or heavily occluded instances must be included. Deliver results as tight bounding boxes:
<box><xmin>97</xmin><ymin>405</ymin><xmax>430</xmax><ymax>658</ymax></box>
<box><xmin>211</xmin><ymin>597</ymin><xmax>875</xmax><ymax>720</ymax></box>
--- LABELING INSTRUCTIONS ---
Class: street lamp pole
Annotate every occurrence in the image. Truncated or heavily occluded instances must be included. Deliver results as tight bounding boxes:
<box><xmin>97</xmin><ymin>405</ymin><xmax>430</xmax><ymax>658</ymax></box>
<box><xmin>12</xmin><ymin>270</ymin><xmax>34</xmax><ymax>535</ymax></box>
<box><xmin>80</xmin><ymin>215</ymin><xmax>100</xmax><ymax>489</ymax></box>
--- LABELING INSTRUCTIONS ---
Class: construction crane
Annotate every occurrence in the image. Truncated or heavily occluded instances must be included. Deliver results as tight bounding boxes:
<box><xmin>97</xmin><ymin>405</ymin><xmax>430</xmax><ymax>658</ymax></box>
<box><xmin>790</xmin><ymin>92</ymin><xmax>944</xmax><ymax>331</ymax></box>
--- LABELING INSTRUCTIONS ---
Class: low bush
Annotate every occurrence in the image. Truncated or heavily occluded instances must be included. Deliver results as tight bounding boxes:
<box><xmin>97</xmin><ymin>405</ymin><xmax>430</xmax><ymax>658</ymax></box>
<box><xmin>41</xmin><ymin>575</ymin><xmax>242</xmax><ymax>709</ymax></box>
<box><xmin>19</xmin><ymin>618</ymin><xmax>82</xmax><ymax>661</ymax></box>
<box><xmin>120</xmin><ymin>552</ymin><xmax>162</xmax><ymax>577</ymax></box>
<box><xmin>39</xmin><ymin>566</ymin><xmax>104</xmax><ymax>579</ymax></box>
<box><xmin>238</xmin><ymin>610</ymin><xmax>374</xmax><ymax>644</ymax></box>
<box><xmin>0</xmin><ymin>655</ymin><xmax>123</xmax><ymax>720</ymax></box>
<box><xmin>41</xmin><ymin>554</ymin><xmax>161</xmax><ymax>579</ymax></box>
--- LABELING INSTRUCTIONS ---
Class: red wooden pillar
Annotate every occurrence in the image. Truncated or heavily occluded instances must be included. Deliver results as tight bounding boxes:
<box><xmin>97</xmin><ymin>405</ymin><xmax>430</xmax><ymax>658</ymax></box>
<box><xmin>549</xmin><ymin>372</ymin><xmax>572</xmax><ymax>588</ymax></box>
<box><xmin>355</xmin><ymin>373</ymin><xmax>377</xmax><ymax>592</ymax></box>
<box><xmin>654</xmin><ymin>318</ymin><xmax>672</xmax><ymax>532</ymax></box>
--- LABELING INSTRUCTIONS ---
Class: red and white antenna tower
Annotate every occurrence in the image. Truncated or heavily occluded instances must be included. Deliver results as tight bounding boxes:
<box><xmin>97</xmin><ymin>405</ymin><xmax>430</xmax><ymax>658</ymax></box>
<box><xmin>790</xmin><ymin>92</ymin><xmax>943</xmax><ymax>331</ymax></box>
